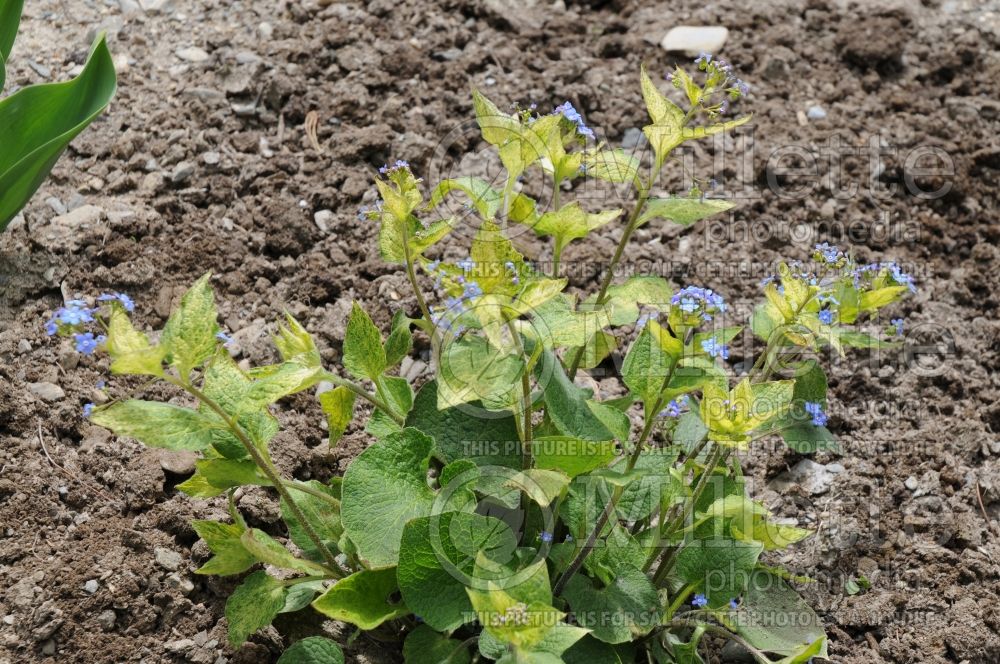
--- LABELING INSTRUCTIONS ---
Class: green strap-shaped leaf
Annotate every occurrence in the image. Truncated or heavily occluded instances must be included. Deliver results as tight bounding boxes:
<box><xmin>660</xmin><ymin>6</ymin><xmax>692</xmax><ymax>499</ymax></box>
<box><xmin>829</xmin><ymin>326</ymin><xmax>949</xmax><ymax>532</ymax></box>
<box><xmin>277</xmin><ymin>637</ymin><xmax>345</xmax><ymax>664</ymax></box>
<box><xmin>0</xmin><ymin>0</ymin><xmax>23</xmax><ymax>91</ymax></box>
<box><xmin>0</xmin><ymin>32</ymin><xmax>116</xmax><ymax>231</ymax></box>
<box><xmin>312</xmin><ymin>568</ymin><xmax>409</xmax><ymax>629</ymax></box>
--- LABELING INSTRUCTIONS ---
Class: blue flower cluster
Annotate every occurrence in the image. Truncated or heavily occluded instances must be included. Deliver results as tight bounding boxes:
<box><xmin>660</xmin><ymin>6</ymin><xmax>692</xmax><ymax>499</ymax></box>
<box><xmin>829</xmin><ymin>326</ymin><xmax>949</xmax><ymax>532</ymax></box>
<box><xmin>378</xmin><ymin>160</ymin><xmax>410</xmax><ymax>175</ymax></box>
<box><xmin>658</xmin><ymin>395</ymin><xmax>689</xmax><ymax>418</ymax></box>
<box><xmin>851</xmin><ymin>261</ymin><xmax>917</xmax><ymax>293</ymax></box>
<box><xmin>700</xmin><ymin>338</ymin><xmax>730</xmax><ymax>360</ymax></box>
<box><xmin>891</xmin><ymin>318</ymin><xmax>905</xmax><ymax>337</ymax></box>
<box><xmin>814</xmin><ymin>242</ymin><xmax>843</xmax><ymax>265</ymax></box>
<box><xmin>671</xmin><ymin>286</ymin><xmax>727</xmax><ymax>322</ymax></box>
<box><xmin>552</xmin><ymin>101</ymin><xmax>595</xmax><ymax>140</ymax></box>
<box><xmin>804</xmin><ymin>401</ymin><xmax>828</xmax><ymax>427</ymax></box>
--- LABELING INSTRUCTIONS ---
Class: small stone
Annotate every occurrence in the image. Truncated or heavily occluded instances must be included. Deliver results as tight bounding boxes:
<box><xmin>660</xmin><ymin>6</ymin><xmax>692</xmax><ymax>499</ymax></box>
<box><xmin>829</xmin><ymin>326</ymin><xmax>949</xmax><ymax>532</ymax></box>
<box><xmin>807</xmin><ymin>105</ymin><xmax>827</xmax><ymax>120</ymax></box>
<box><xmin>51</xmin><ymin>204</ymin><xmax>104</xmax><ymax>229</ymax></box>
<box><xmin>2</xmin><ymin>614</ymin><xmax>15</xmax><ymax>626</ymax></box>
<box><xmin>820</xmin><ymin>199</ymin><xmax>836</xmax><ymax>219</ymax></box>
<box><xmin>904</xmin><ymin>476</ymin><xmax>919</xmax><ymax>491</ymax></box>
<box><xmin>83</xmin><ymin>579</ymin><xmax>99</xmax><ymax>594</ymax></box>
<box><xmin>165</xmin><ymin>573</ymin><xmax>195</xmax><ymax>595</ymax></box>
<box><xmin>432</xmin><ymin>48</ymin><xmax>463</xmax><ymax>61</ymax></box>
<box><xmin>176</xmin><ymin>47</ymin><xmax>210</xmax><ymax>63</ymax></box>
<box><xmin>313</xmin><ymin>209</ymin><xmax>334</xmax><ymax>233</ymax></box>
<box><xmin>42</xmin><ymin>640</ymin><xmax>56</xmax><ymax>655</ymax></box>
<box><xmin>660</xmin><ymin>26</ymin><xmax>729</xmax><ymax>57</ymax></box>
<box><xmin>769</xmin><ymin>459</ymin><xmax>838</xmax><ymax>495</ymax></box>
<box><xmin>158</xmin><ymin>450</ymin><xmax>197</xmax><ymax>475</ymax></box>
<box><xmin>17</xmin><ymin>339</ymin><xmax>32</xmax><ymax>354</ymax></box>
<box><xmin>28</xmin><ymin>382</ymin><xmax>65</xmax><ymax>402</ymax></box>
<box><xmin>258</xmin><ymin>22</ymin><xmax>273</xmax><ymax>39</ymax></box>
<box><xmin>45</xmin><ymin>196</ymin><xmax>66</xmax><ymax>215</ymax></box>
<box><xmin>28</xmin><ymin>61</ymin><xmax>52</xmax><ymax>78</ymax></box>
<box><xmin>484</xmin><ymin>76</ymin><xmax>496</xmax><ymax>86</ymax></box>
<box><xmin>171</xmin><ymin>161</ymin><xmax>195</xmax><ymax>185</ymax></box>
<box><xmin>621</xmin><ymin>127</ymin><xmax>646</xmax><ymax>150</ymax></box>
<box><xmin>202</xmin><ymin>151</ymin><xmax>221</xmax><ymax>166</ymax></box>
<box><xmin>154</xmin><ymin>547</ymin><xmax>183</xmax><ymax>572</ymax></box>
<box><xmin>165</xmin><ymin>639</ymin><xmax>196</xmax><ymax>653</ymax></box>
<box><xmin>96</xmin><ymin>609</ymin><xmax>116</xmax><ymax>631</ymax></box>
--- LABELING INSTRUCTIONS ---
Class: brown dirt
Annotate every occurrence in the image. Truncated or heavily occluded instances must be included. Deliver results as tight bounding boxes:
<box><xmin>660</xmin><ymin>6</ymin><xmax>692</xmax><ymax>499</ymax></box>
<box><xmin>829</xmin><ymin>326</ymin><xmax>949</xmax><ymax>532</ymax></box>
<box><xmin>2</xmin><ymin>0</ymin><xmax>999</xmax><ymax>662</ymax></box>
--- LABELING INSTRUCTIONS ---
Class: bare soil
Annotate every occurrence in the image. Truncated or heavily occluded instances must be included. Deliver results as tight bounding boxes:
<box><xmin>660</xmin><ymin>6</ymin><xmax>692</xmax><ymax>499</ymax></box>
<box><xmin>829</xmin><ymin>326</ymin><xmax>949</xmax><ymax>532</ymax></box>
<box><xmin>1</xmin><ymin>0</ymin><xmax>999</xmax><ymax>662</ymax></box>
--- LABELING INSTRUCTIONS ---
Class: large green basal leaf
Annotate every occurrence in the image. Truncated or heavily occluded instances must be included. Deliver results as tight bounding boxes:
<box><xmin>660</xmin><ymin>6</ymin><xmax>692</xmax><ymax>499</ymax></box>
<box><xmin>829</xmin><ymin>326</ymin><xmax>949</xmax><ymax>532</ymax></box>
<box><xmin>405</xmin><ymin>380</ymin><xmax>521</xmax><ymax>468</ymax></box>
<box><xmin>0</xmin><ymin>32</ymin><xmax>116</xmax><ymax>231</ymax></box>
<box><xmin>726</xmin><ymin>569</ymin><xmax>828</xmax><ymax>659</ymax></box>
<box><xmin>340</xmin><ymin>427</ymin><xmax>436</xmax><ymax>568</ymax></box>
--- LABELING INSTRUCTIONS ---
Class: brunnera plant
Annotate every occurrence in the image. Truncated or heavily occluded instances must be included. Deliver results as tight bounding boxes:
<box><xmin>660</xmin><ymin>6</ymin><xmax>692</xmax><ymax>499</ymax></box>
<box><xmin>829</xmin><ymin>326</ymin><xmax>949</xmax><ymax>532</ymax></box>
<box><xmin>51</xmin><ymin>59</ymin><xmax>914</xmax><ymax>664</ymax></box>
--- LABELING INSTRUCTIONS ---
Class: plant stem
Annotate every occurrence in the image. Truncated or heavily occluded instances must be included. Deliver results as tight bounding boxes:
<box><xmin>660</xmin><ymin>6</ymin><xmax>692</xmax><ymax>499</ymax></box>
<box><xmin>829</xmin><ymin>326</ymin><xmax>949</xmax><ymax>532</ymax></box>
<box><xmin>167</xmin><ymin>377</ymin><xmax>343</xmax><ymax>575</ymax></box>
<box><xmin>553</xmin><ymin>350</ymin><xmax>682</xmax><ymax>596</ymax></box>
<box><xmin>321</xmin><ymin>372</ymin><xmax>405</xmax><ymax>426</ymax></box>
<box><xmin>506</xmin><ymin>318</ymin><xmax>533</xmax><ymax>468</ymax></box>
<box><xmin>566</xmin><ymin>184</ymin><xmax>650</xmax><ymax>379</ymax></box>
<box><xmin>399</xmin><ymin>218</ymin><xmax>435</xmax><ymax>336</ymax></box>
<box><xmin>650</xmin><ymin>446</ymin><xmax>729</xmax><ymax>584</ymax></box>
<box><xmin>552</xmin><ymin>241</ymin><xmax>563</xmax><ymax>280</ymax></box>
<box><xmin>662</xmin><ymin>620</ymin><xmax>772</xmax><ymax>664</ymax></box>
<box><xmin>282</xmin><ymin>479</ymin><xmax>341</xmax><ymax>510</ymax></box>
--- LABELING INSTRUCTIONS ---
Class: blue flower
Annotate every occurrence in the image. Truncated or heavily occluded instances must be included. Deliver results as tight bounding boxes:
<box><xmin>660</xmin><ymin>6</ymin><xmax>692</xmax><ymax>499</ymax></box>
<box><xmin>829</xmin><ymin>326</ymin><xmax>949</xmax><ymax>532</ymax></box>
<box><xmin>426</xmin><ymin>260</ymin><xmax>441</xmax><ymax>272</ymax></box>
<box><xmin>671</xmin><ymin>286</ymin><xmax>727</xmax><ymax>322</ymax></box>
<box><xmin>891</xmin><ymin>318</ymin><xmax>904</xmax><ymax>336</ymax></box>
<box><xmin>96</xmin><ymin>379</ymin><xmax>106</xmax><ymax>389</ymax></box>
<box><xmin>815</xmin><ymin>242</ymin><xmax>842</xmax><ymax>264</ymax></box>
<box><xmin>692</xmin><ymin>593</ymin><xmax>708</xmax><ymax>608</ymax></box>
<box><xmin>553</xmin><ymin>101</ymin><xmax>595</xmax><ymax>140</ymax></box>
<box><xmin>54</xmin><ymin>301</ymin><xmax>95</xmax><ymax>326</ymax></box>
<box><xmin>886</xmin><ymin>262</ymin><xmax>916</xmax><ymax>293</ymax></box>
<box><xmin>539</xmin><ymin>531</ymin><xmax>554</xmax><ymax>544</ymax></box>
<box><xmin>378</xmin><ymin>160</ymin><xmax>410</xmax><ymax>175</ymax></box>
<box><xmin>44</xmin><ymin>319</ymin><xmax>59</xmax><ymax>336</ymax></box>
<box><xmin>695</xmin><ymin>53</ymin><xmax>712</xmax><ymax>67</ymax></box>
<box><xmin>97</xmin><ymin>292</ymin><xmax>134</xmax><ymax>312</ymax></box>
<box><xmin>729</xmin><ymin>599</ymin><xmax>739</xmax><ymax>610</ymax></box>
<box><xmin>701</xmin><ymin>338</ymin><xmax>730</xmax><ymax>360</ymax></box>
<box><xmin>216</xmin><ymin>331</ymin><xmax>233</xmax><ymax>345</ymax></box>
<box><xmin>74</xmin><ymin>332</ymin><xmax>105</xmax><ymax>355</ymax></box>
<box><xmin>462</xmin><ymin>281</ymin><xmax>483</xmax><ymax>300</ymax></box>
<box><xmin>735</xmin><ymin>79</ymin><xmax>750</xmax><ymax>96</ymax></box>
<box><xmin>818</xmin><ymin>309</ymin><xmax>834</xmax><ymax>325</ymax></box>
<box><xmin>658</xmin><ymin>396</ymin><xmax>689</xmax><ymax>418</ymax></box>
<box><xmin>457</xmin><ymin>257</ymin><xmax>475</xmax><ymax>272</ymax></box>
<box><xmin>82</xmin><ymin>403</ymin><xmax>95</xmax><ymax>418</ymax></box>
<box><xmin>804</xmin><ymin>401</ymin><xmax>828</xmax><ymax>427</ymax></box>
<box><xmin>759</xmin><ymin>275</ymin><xmax>776</xmax><ymax>288</ymax></box>
<box><xmin>564</xmin><ymin>534</ymin><xmax>574</xmax><ymax>543</ymax></box>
